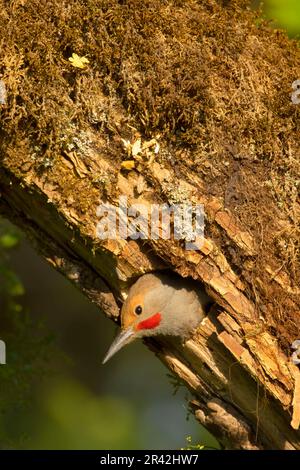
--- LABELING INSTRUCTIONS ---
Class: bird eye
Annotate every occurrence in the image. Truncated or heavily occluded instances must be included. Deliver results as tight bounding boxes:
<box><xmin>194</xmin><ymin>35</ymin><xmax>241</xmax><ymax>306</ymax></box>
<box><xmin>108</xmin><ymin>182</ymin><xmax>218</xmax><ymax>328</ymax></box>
<box><xmin>135</xmin><ymin>305</ymin><xmax>143</xmax><ymax>315</ymax></box>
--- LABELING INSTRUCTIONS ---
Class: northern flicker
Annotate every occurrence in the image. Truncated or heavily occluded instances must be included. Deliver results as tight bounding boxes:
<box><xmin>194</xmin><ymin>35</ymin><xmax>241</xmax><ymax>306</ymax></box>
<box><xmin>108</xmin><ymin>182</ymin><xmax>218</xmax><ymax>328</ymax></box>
<box><xmin>102</xmin><ymin>272</ymin><xmax>211</xmax><ymax>364</ymax></box>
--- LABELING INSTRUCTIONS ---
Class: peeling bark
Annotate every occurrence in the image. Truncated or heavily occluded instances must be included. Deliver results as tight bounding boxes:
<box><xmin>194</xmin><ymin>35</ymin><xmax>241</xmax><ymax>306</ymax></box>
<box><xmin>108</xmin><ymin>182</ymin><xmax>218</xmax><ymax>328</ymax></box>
<box><xmin>0</xmin><ymin>0</ymin><xmax>300</xmax><ymax>450</ymax></box>
<box><xmin>1</xmin><ymin>142</ymin><xmax>300</xmax><ymax>449</ymax></box>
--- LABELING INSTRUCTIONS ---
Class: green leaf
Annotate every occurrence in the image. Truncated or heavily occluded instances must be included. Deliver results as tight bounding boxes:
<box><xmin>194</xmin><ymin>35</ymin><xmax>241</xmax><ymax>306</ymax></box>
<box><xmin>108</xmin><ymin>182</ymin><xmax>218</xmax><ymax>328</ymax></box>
<box><xmin>0</xmin><ymin>233</ymin><xmax>19</xmax><ymax>249</ymax></box>
<box><xmin>0</xmin><ymin>266</ymin><xmax>25</xmax><ymax>296</ymax></box>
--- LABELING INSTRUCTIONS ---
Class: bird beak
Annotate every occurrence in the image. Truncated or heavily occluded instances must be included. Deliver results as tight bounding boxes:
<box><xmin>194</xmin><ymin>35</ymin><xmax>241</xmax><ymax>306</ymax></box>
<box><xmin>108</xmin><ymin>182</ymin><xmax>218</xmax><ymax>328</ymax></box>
<box><xmin>102</xmin><ymin>326</ymin><xmax>136</xmax><ymax>364</ymax></box>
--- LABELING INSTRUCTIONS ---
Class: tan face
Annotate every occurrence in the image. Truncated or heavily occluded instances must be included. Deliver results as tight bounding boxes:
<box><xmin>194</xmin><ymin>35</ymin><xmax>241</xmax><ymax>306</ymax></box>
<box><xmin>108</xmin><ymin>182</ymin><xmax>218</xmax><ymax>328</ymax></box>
<box><xmin>102</xmin><ymin>291</ymin><xmax>151</xmax><ymax>365</ymax></box>
<box><xmin>121</xmin><ymin>292</ymin><xmax>144</xmax><ymax>330</ymax></box>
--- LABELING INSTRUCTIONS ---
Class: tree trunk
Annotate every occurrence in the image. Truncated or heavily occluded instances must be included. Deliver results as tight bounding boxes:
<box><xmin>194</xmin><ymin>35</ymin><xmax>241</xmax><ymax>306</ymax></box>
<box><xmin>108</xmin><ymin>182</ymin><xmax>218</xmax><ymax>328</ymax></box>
<box><xmin>0</xmin><ymin>0</ymin><xmax>300</xmax><ymax>449</ymax></box>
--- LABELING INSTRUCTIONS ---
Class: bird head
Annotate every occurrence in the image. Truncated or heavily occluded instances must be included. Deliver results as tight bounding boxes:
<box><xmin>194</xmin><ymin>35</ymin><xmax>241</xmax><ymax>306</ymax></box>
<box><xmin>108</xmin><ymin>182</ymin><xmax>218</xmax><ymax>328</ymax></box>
<box><xmin>102</xmin><ymin>273</ymin><xmax>210</xmax><ymax>364</ymax></box>
<box><xmin>102</xmin><ymin>274</ymin><xmax>167</xmax><ymax>364</ymax></box>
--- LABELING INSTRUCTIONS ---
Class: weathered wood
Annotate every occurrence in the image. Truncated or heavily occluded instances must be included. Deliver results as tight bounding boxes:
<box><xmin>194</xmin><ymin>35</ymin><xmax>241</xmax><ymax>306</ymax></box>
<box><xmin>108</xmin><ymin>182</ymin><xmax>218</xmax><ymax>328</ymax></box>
<box><xmin>1</xmin><ymin>127</ymin><xmax>300</xmax><ymax>448</ymax></box>
<box><xmin>0</xmin><ymin>0</ymin><xmax>300</xmax><ymax>449</ymax></box>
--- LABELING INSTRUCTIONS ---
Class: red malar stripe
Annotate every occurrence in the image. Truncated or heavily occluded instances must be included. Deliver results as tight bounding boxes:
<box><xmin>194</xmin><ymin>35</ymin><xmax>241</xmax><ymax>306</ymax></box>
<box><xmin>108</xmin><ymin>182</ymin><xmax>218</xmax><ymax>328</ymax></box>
<box><xmin>136</xmin><ymin>313</ymin><xmax>161</xmax><ymax>331</ymax></box>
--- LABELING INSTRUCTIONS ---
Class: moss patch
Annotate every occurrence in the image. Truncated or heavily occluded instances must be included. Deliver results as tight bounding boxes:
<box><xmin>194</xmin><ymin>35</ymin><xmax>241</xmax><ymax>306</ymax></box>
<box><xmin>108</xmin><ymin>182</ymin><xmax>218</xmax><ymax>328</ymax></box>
<box><xmin>0</xmin><ymin>0</ymin><xmax>299</xmax><ymax>348</ymax></box>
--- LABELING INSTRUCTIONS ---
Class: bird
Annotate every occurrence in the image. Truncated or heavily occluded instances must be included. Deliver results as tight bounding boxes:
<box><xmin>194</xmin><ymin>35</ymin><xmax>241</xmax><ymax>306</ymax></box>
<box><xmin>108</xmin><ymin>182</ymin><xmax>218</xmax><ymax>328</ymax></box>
<box><xmin>102</xmin><ymin>272</ymin><xmax>211</xmax><ymax>364</ymax></box>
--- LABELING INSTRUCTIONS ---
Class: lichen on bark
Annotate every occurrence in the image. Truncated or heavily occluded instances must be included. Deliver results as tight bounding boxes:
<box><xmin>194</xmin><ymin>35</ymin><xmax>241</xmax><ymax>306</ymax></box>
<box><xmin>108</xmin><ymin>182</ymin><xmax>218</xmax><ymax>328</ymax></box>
<box><xmin>0</xmin><ymin>0</ymin><xmax>300</xmax><ymax>449</ymax></box>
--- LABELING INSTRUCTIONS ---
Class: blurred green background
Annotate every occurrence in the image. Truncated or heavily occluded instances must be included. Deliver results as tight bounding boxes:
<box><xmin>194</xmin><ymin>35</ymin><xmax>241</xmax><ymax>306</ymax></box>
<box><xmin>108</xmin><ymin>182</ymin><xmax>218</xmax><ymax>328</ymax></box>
<box><xmin>258</xmin><ymin>0</ymin><xmax>300</xmax><ymax>37</ymax></box>
<box><xmin>0</xmin><ymin>2</ymin><xmax>299</xmax><ymax>450</ymax></box>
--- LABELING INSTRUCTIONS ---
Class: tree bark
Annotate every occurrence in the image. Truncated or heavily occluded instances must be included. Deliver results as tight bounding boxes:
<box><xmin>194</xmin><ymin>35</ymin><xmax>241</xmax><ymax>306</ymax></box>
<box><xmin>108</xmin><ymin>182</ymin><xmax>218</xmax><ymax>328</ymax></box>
<box><xmin>0</xmin><ymin>0</ymin><xmax>300</xmax><ymax>449</ymax></box>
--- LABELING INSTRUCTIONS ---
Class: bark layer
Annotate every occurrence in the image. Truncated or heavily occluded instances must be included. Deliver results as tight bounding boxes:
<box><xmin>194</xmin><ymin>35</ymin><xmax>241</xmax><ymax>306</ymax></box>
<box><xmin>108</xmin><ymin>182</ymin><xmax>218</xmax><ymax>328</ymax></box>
<box><xmin>0</xmin><ymin>0</ymin><xmax>300</xmax><ymax>449</ymax></box>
